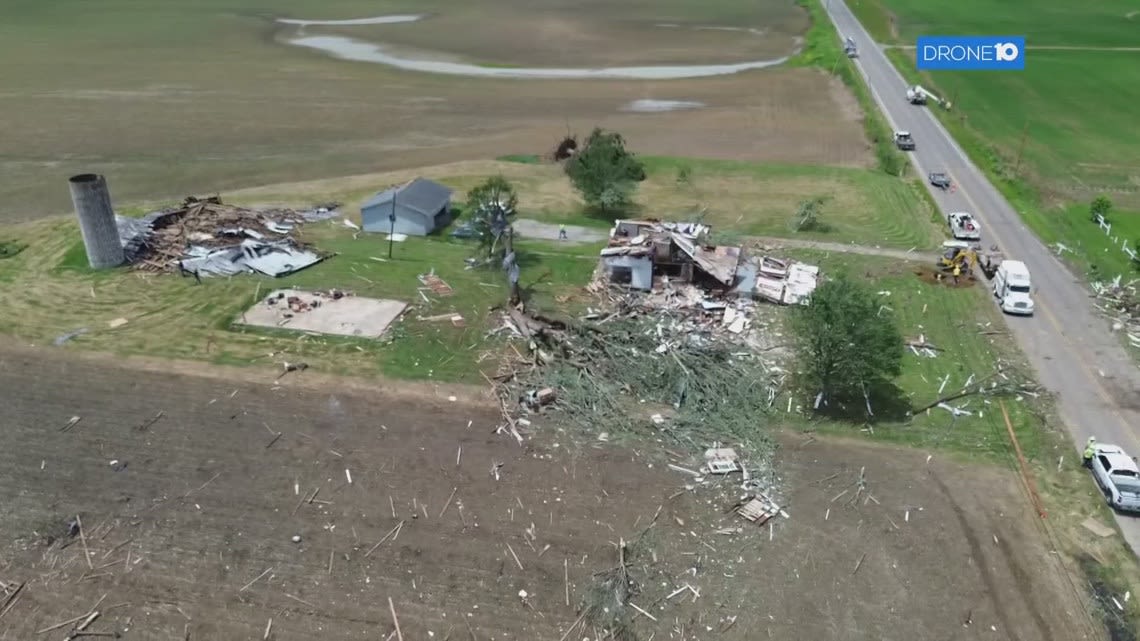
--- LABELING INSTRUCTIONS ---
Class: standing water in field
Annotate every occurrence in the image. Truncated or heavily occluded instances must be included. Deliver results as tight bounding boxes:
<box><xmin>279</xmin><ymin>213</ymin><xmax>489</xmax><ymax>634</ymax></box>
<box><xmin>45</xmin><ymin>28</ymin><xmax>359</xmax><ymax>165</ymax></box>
<box><xmin>275</xmin><ymin>15</ymin><xmax>798</xmax><ymax>80</ymax></box>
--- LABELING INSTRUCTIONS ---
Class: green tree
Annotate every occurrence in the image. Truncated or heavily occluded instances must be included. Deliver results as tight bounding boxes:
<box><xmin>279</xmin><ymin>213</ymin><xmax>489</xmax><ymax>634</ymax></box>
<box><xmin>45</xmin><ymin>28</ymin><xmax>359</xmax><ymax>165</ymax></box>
<box><xmin>1090</xmin><ymin>195</ymin><xmax>1113</xmax><ymax>223</ymax></box>
<box><xmin>791</xmin><ymin>274</ymin><xmax>903</xmax><ymax>416</ymax></box>
<box><xmin>565</xmin><ymin>128</ymin><xmax>646</xmax><ymax>214</ymax></box>
<box><xmin>464</xmin><ymin>176</ymin><xmax>518</xmax><ymax>260</ymax></box>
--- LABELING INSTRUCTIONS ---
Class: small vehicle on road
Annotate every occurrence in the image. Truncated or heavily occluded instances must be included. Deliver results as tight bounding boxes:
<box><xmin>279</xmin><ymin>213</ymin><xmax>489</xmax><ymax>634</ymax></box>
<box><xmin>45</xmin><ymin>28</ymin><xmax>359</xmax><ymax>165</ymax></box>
<box><xmin>947</xmin><ymin>211</ymin><xmax>981</xmax><ymax>241</ymax></box>
<box><xmin>928</xmin><ymin>172</ymin><xmax>951</xmax><ymax>190</ymax></box>
<box><xmin>844</xmin><ymin>37</ymin><xmax>857</xmax><ymax>58</ymax></box>
<box><xmin>893</xmin><ymin>131</ymin><xmax>915</xmax><ymax>151</ymax></box>
<box><xmin>1089</xmin><ymin>444</ymin><xmax>1140</xmax><ymax>513</ymax></box>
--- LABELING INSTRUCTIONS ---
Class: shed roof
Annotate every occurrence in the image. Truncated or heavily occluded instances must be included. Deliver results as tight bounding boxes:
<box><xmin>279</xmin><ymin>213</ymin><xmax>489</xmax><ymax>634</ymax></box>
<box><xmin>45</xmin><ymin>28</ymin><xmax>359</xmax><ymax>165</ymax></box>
<box><xmin>362</xmin><ymin>178</ymin><xmax>453</xmax><ymax>216</ymax></box>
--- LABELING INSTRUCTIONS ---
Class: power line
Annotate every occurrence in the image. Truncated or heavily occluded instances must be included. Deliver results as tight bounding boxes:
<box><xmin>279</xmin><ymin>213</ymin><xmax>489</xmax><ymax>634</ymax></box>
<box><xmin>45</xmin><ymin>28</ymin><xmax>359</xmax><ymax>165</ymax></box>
<box><xmin>926</xmin><ymin>283</ymin><xmax>1103</xmax><ymax>637</ymax></box>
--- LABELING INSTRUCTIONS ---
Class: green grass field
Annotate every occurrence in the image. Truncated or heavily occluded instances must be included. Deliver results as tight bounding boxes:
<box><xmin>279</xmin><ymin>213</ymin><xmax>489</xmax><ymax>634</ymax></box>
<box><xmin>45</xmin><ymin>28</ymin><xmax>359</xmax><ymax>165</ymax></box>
<box><xmin>0</xmin><ymin>156</ymin><xmax>938</xmax><ymax>382</ymax></box>
<box><xmin>0</xmin><ymin>216</ymin><xmax>598</xmax><ymax>383</ymax></box>
<box><xmin>849</xmin><ymin>0</ymin><xmax>1140</xmax><ymax>277</ymax></box>
<box><xmin>782</xmin><ymin>250</ymin><xmax>1048</xmax><ymax>457</ymax></box>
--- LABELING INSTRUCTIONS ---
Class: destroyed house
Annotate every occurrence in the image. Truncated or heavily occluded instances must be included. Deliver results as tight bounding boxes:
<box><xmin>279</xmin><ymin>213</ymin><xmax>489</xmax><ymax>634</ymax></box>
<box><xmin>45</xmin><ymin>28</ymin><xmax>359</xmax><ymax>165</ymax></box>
<box><xmin>600</xmin><ymin>220</ymin><xmax>740</xmax><ymax>291</ymax></box>
<box><xmin>361</xmin><ymin>177</ymin><xmax>454</xmax><ymax>236</ymax></box>
<box><xmin>115</xmin><ymin>197</ymin><xmax>325</xmax><ymax>278</ymax></box>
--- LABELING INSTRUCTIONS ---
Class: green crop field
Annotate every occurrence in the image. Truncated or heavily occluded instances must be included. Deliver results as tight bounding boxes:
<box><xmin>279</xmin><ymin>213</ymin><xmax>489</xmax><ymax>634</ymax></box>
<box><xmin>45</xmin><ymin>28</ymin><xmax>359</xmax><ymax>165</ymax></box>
<box><xmin>849</xmin><ymin>0</ymin><xmax>1140</xmax><ymax>276</ymax></box>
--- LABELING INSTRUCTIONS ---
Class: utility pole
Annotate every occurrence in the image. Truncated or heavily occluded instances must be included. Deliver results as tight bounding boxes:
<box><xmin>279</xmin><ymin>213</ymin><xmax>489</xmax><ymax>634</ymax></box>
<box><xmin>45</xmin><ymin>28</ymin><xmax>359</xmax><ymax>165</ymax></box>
<box><xmin>1014</xmin><ymin>121</ymin><xmax>1029</xmax><ymax>175</ymax></box>
<box><xmin>387</xmin><ymin>190</ymin><xmax>397</xmax><ymax>259</ymax></box>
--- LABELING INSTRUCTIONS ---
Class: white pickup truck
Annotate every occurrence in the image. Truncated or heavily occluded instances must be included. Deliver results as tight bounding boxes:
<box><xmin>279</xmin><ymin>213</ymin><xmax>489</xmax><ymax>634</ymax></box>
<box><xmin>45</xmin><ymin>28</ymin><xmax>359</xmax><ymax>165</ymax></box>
<box><xmin>947</xmin><ymin>212</ymin><xmax>981</xmax><ymax>241</ymax></box>
<box><xmin>992</xmin><ymin>260</ymin><xmax>1034</xmax><ymax>315</ymax></box>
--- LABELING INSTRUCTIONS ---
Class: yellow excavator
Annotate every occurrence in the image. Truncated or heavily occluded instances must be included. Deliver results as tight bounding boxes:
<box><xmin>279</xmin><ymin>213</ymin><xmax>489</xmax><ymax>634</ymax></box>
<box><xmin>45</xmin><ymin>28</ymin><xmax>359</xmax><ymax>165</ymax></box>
<box><xmin>936</xmin><ymin>240</ymin><xmax>978</xmax><ymax>275</ymax></box>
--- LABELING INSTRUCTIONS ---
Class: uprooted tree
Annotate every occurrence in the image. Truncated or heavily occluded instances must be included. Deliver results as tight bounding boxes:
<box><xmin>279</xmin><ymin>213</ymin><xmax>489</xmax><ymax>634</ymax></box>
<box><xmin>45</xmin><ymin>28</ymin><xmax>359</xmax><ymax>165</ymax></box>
<box><xmin>791</xmin><ymin>274</ymin><xmax>903</xmax><ymax>418</ymax></box>
<box><xmin>565</xmin><ymin>128</ymin><xmax>647</xmax><ymax>214</ymax></box>
<box><xmin>464</xmin><ymin>175</ymin><xmax>519</xmax><ymax>261</ymax></box>
<box><xmin>794</xmin><ymin>196</ymin><xmax>831</xmax><ymax>232</ymax></box>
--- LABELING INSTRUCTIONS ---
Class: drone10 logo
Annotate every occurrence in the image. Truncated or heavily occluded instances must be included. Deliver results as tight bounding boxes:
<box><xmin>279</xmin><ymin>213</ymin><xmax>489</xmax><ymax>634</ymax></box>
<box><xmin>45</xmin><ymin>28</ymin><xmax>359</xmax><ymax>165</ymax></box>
<box><xmin>916</xmin><ymin>36</ymin><xmax>1025</xmax><ymax>70</ymax></box>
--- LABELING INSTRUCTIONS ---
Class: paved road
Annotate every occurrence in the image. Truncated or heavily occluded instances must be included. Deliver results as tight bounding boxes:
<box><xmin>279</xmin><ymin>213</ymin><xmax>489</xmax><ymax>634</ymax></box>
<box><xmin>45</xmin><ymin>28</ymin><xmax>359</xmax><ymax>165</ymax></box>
<box><xmin>823</xmin><ymin>0</ymin><xmax>1140</xmax><ymax>549</ymax></box>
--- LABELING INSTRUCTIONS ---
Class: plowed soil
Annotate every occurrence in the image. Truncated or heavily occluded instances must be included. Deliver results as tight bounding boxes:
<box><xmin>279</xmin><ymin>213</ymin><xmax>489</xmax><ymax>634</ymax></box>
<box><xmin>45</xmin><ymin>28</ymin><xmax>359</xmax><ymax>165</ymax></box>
<box><xmin>0</xmin><ymin>345</ymin><xmax>1095</xmax><ymax>641</ymax></box>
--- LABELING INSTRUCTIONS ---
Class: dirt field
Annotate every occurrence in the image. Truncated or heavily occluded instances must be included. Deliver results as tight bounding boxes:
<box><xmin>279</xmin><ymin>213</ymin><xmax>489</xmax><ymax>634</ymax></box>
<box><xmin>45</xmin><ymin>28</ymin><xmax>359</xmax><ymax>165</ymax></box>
<box><xmin>0</xmin><ymin>345</ymin><xmax>1098</xmax><ymax>640</ymax></box>
<box><xmin>0</xmin><ymin>0</ymin><xmax>870</xmax><ymax>221</ymax></box>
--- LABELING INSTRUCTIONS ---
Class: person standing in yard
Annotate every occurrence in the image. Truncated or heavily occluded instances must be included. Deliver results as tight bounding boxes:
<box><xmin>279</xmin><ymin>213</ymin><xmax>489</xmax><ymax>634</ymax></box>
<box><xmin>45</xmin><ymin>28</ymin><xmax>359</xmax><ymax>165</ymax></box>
<box><xmin>1084</xmin><ymin>437</ymin><xmax>1097</xmax><ymax>468</ymax></box>
<box><xmin>952</xmin><ymin>264</ymin><xmax>961</xmax><ymax>284</ymax></box>
<box><xmin>558</xmin><ymin>224</ymin><xmax>568</xmax><ymax>241</ymax></box>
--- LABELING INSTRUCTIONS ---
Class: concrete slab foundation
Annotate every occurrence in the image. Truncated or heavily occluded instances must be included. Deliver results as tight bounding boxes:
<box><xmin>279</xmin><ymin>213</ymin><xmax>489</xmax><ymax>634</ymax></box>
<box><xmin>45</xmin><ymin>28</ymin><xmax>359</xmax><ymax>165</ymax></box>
<box><xmin>239</xmin><ymin>289</ymin><xmax>406</xmax><ymax>338</ymax></box>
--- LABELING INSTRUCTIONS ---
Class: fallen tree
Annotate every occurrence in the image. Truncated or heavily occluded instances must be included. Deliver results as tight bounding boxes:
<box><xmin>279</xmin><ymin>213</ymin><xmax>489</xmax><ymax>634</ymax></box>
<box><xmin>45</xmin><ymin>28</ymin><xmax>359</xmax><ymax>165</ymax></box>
<box><xmin>489</xmin><ymin>301</ymin><xmax>784</xmax><ymax>467</ymax></box>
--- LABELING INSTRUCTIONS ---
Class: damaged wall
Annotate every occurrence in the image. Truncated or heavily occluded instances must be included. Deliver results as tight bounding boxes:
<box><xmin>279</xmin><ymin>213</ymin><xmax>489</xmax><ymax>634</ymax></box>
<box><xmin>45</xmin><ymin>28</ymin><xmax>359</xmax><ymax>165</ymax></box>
<box><xmin>601</xmin><ymin>254</ymin><xmax>653</xmax><ymax>290</ymax></box>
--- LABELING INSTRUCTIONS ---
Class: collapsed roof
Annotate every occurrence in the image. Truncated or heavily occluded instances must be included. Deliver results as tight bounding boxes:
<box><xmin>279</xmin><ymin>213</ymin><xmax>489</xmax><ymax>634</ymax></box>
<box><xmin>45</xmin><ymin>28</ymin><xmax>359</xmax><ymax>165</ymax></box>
<box><xmin>601</xmin><ymin>220</ymin><xmax>819</xmax><ymax>303</ymax></box>
<box><xmin>116</xmin><ymin>196</ymin><xmax>332</xmax><ymax>278</ymax></box>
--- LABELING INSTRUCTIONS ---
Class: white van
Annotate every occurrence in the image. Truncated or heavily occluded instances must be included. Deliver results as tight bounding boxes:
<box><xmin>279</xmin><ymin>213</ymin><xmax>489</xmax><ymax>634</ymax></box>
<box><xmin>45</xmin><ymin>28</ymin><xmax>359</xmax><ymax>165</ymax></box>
<box><xmin>992</xmin><ymin>260</ymin><xmax>1034</xmax><ymax>315</ymax></box>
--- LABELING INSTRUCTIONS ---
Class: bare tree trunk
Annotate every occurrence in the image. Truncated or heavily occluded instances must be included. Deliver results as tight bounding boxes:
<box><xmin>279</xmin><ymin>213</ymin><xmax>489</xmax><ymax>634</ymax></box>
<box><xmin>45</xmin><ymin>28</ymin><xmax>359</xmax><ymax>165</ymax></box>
<box><xmin>506</xmin><ymin>226</ymin><xmax>521</xmax><ymax>306</ymax></box>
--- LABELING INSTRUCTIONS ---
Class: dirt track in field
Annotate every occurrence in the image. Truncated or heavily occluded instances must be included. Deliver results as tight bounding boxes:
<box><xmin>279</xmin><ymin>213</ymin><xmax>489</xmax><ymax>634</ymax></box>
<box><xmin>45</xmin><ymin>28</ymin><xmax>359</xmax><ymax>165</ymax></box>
<box><xmin>0</xmin><ymin>345</ymin><xmax>1096</xmax><ymax>640</ymax></box>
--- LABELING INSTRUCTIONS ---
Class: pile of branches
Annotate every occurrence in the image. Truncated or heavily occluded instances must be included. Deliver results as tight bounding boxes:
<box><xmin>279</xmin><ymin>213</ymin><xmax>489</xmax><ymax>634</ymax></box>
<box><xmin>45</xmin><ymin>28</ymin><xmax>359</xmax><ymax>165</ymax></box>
<box><xmin>578</xmin><ymin>528</ymin><xmax>656</xmax><ymax>641</ymax></box>
<box><xmin>495</xmin><ymin>306</ymin><xmax>780</xmax><ymax>462</ymax></box>
<box><xmin>910</xmin><ymin>363</ymin><xmax>1045</xmax><ymax>415</ymax></box>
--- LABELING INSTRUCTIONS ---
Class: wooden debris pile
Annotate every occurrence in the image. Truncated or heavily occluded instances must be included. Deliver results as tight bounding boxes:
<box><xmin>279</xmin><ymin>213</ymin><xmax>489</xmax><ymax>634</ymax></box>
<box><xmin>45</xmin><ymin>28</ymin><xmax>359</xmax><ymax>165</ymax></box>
<box><xmin>120</xmin><ymin>196</ymin><xmax>321</xmax><ymax>273</ymax></box>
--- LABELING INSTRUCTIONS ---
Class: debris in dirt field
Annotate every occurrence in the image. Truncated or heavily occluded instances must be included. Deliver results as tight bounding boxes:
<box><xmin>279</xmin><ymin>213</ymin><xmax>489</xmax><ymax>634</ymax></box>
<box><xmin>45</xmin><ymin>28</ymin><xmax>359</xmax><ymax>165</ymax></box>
<box><xmin>704</xmin><ymin>447</ymin><xmax>740</xmax><ymax>474</ymax></box>
<box><xmin>60</xmin><ymin>416</ymin><xmax>82</xmax><ymax>432</ymax></box>
<box><xmin>107</xmin><ymin>317</ymin><xmax>128</xmax><ymax>329</ymax></box>
<box><xmin>116</xmin><ymin>195</ymin><xmax>329</xmax><ymax>277</ymax></box>
<box><xmin>54</xmin><ymin>328</ymin><xmax>89</xmax><ymax>346</ymax></box>
<box><xmin>277</xmin><ymin>361</ymin><xmax>309</xmax><ymax>380</ymax></box>
<box><xmin>733</xmin><ymin>493</ymin><xmax>781</xmax><ymax>526</ymax></box>
<box><xmin>292</xmin><ymin>535</ymin><xmax>302</xmax><ymax>543</ymax></box>
<box><xmin>580</xmin><ymin>532</ymin><xmax>652</xmax><ymax>641</ymax></box>
<box><xmin>522</xmin><ymin>387</ymin><xmax>556</xmax><ymax>409</ymax></box>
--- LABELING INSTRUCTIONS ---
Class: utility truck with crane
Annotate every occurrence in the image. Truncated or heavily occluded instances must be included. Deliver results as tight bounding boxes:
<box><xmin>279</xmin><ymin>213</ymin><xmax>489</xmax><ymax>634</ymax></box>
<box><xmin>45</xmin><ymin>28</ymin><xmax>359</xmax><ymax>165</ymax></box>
<box><xmin>906</xmin><ymin>85</ymin><xmax>951</xmax><ymax>110</ymax></box>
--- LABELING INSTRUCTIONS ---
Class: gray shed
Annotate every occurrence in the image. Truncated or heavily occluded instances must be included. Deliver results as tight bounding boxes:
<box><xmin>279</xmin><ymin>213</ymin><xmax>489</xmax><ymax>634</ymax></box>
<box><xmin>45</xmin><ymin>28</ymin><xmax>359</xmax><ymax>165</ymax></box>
<box><xmin>361</xmin><ymin>178</ymin><xmax>454</xmax><ymax>236</ymax></box>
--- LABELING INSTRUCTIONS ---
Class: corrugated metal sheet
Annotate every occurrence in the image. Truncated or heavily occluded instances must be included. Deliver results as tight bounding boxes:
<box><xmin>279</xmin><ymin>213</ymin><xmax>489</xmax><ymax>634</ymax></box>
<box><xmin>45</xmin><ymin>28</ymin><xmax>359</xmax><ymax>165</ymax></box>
<box><xmin>180</xmin><ymin>240</ymin><xmax>324</xmax><ymax>278</ymax></box>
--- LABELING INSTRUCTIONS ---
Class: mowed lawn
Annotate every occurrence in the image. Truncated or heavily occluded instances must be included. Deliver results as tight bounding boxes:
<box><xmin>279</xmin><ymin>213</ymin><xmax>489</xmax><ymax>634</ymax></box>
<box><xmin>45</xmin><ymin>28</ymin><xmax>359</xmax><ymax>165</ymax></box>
<box><xmin>0</xmin><ymin>156</ymin><xmax>938</xmax><ymax>382</ymax></box>
<box><xmin>781</xmin><ymin>250</ymin><xmax>1047</xmax><ymax>458</ymax></box>
<box><xmin>850</xmin><ymin>0</ymin><xmax>1140</xmax><ymax>275</ymax></box>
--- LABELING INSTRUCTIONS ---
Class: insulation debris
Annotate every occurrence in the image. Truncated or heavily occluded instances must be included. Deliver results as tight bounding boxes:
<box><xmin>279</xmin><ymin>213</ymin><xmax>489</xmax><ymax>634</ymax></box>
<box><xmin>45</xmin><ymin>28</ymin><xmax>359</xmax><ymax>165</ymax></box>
<box><xmin>1092</xmin><ymin>276</ymin><xmax>1140</xmax><ymax>349</ymax></box>
<box><xmin>116</xmin><ymin>195</ymin><xmax>333</xmax><ymax>277</ymax></box>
